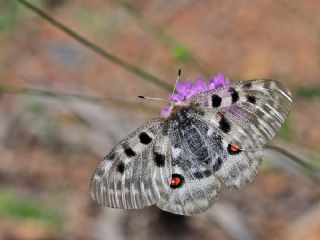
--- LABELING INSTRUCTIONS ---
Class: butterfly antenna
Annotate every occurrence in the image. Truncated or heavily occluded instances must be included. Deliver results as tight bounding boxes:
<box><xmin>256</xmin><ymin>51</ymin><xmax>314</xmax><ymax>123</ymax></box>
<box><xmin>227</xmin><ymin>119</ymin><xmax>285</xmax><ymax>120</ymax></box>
<box><xmin>138</xmin><ymin>70</ymin><xmax>181</xmax><ymax>103</ymax></box>
<box><xmin>138</xmin><ymin>96</ymin><xmax>169</xmax><ymax>102</ymax></box>
<box><xmin>172</xmin><ymin>69</ymin><xmax>181</xmax><ymax>95</ymax></box>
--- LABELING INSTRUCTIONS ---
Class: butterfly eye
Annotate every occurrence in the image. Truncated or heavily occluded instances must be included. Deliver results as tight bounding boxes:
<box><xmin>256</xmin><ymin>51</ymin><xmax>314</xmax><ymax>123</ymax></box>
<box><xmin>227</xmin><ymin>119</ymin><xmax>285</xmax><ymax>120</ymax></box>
<box><xmin>170</xmin><ymin>174</ymin><xmax>184</xmax><ymax>189</ymax></box>
<box><xmin>227</xmin><ymin>144</ymin><xmax>242</xmax><ymax>155</ymax></box>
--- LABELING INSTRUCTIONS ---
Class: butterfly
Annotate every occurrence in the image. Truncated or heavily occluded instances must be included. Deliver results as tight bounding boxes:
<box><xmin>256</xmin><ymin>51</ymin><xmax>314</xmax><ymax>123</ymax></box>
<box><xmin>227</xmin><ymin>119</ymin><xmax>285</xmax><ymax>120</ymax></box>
<box><xmin>90</xmin><ymin>73</ymin><xmax>292</xmax><ymax>215</ymax></box>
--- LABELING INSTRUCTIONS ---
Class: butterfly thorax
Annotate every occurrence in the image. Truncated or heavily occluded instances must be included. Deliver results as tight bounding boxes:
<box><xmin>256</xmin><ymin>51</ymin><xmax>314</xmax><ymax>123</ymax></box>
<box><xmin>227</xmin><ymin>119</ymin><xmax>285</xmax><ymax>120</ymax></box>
<box><xmin>165</xmin><ymin>105</ymin><xmax>209</xmax><ymax>161</ymax></box>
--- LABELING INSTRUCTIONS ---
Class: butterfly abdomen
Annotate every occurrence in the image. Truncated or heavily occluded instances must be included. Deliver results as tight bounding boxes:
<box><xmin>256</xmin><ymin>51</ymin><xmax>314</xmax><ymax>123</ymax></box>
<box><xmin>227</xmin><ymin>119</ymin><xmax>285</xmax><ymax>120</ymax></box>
<box><xmin>182</xmin><ymin>125</ymin><xmax>208</xmax><ymax>160</ymax></box>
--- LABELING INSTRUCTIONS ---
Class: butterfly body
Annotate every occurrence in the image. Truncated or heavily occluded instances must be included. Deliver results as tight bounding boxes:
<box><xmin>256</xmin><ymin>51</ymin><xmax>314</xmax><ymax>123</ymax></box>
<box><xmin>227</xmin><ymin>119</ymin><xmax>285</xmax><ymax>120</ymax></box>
<box><xmin>90</xmin><ymin>78</ymin><xmax>292</xmax><ymax>215</ymax></box>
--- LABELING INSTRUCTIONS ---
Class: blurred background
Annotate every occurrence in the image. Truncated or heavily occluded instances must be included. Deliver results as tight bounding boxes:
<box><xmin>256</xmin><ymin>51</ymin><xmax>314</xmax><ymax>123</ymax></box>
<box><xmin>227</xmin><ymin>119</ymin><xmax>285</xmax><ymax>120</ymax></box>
<box><xmin>0</xmin><ymin>0</ymin><xmax>320</xmax><ymax>239</ymax></box>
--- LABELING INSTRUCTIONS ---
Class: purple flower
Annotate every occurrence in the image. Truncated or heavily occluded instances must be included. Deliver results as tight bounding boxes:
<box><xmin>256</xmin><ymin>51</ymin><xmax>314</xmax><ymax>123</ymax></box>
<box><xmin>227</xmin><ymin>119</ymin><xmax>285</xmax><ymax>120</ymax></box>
<box><xmin>160</xmin><ymin>72</ymin><xmax>229</xmax><ymax>117</ymax></box>
<box><xmin>168</xmin><ymin>93</ymin><xmax>184</xmax><ymax>102</ymax></box>
<box><xmin>194</xmin><ymin>77</ymin><xmax>207</xmax><ymax>93</ymax></box>
<box><xmin>208</xmin><ymin>72</ymin><xmax>230</xmax><ymax>90</ymax></box>
<box><xmin>161</xmin><ymin>106</ymin><xmax>171</xmax><ymax>117</ymax></box>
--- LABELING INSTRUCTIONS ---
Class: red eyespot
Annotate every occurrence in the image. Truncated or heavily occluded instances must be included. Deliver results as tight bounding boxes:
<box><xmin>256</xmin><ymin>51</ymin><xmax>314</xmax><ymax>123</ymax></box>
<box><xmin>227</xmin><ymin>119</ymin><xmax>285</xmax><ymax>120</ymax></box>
<box><xmin>170</xmin><ymin>174</ymin><xmax>184</xmax><ymax>189</ymax></box>
<box><xmin>171</xmin><ymin>176</ymin><xmax>181</xmax><ymax>186</ymax></box>
<box><xmin>230</xmin><ymin>145</ymin><xmax>239</xmax><ymax>152</ymax></box>
<box><xmin>227</xmin><ymin>143</ymin><xmax>242</xmax><ymax>155</ymax></box>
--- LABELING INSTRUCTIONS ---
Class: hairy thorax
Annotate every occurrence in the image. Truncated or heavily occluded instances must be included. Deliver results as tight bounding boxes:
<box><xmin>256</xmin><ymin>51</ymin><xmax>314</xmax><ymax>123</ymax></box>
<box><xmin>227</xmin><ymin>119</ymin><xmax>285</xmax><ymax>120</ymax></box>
<box><xmin>166</xmin><ymin>106</ymin><xmax>209</xmax><ymax>161</ymax></box>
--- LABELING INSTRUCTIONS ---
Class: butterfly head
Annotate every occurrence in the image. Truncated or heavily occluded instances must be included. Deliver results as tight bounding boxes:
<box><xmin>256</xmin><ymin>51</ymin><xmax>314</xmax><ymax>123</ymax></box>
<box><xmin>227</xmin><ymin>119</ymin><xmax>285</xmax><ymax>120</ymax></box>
<box><xmin>161</xmin><ymin>72</ymin><xmax>230</xmax><ymax>117</ymax></box>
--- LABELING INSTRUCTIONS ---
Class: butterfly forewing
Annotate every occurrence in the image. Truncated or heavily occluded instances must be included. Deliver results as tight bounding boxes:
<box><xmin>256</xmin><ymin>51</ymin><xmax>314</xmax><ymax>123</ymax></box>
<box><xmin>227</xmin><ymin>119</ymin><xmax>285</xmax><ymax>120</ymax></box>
<box><xmin>90</xmin><ymin>119</ymin><xmax>172</xmax><ymax>209</ymax></box>
<box><xmin>189</xmin><ymin>79</ymin><xmax>292</xmax><ymax>150</ymax></box>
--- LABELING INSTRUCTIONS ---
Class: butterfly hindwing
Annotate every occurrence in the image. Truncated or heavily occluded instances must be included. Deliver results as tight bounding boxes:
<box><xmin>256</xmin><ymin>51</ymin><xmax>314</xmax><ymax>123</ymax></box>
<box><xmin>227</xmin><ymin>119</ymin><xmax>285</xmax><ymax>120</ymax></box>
<box><xmin>156</xmin><ymin>124</ymin><xmax>221</xmax><ymax>215</ymax></box>
<box><xmin>206</xmin><ymin>123</ymin><xmax>264</xmax><ymax>189</ymax></box>
<box><xmin>181</xmin><ymin>116</ymin><xmax>263</xmax><ymax>190</ymax></box>
<box><xmin>213</xmin><ymin>148</ymin><xmax>263</xmax><ymax>189</ymax></box>
<box><xmin>90</xmin><ymin>119</ymin><xmax>172</xmax><ymax>209</ymax></box>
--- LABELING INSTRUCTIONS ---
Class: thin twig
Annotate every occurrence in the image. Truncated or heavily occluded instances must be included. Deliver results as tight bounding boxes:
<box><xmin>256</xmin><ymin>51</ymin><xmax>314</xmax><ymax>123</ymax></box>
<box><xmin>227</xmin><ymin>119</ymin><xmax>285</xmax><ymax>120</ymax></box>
<box><xmin>266</xmin><ymin>144</ymin><xmax>320</xmax><ymax>183</ymax></box>
<box><xmin>16</xmin><ymin>0</ymin><xmax>172</xmax><ymax>91</ymax></box>
<box><xmin>0</xmin><ymin>84</ymin><xmax>158</xmax><ymax>113</ymax></box>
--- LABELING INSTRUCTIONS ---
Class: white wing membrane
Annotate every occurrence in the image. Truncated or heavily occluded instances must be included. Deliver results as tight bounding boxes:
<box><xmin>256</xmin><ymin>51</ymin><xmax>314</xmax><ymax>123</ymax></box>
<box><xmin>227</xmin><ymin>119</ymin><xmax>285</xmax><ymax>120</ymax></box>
<box><xmin>214</xmin><ymin>149</ymin><xmax>263</xmax><ymax>189</ymax></box>
<box><xmin>90</xmin><ymin>119</ymin><xmax>172</xmax><ymax>209</ymax></box>
<box><xmin>157</xmin><ymin>129</ymin><xmax>221</xmax><ymax>215</ymax></box>
<box><xmin>189</xmin><ymin>79</ymin><xmax>292</xmax><ymax>150</ymax></box>
<box><xmin>187</xmin><ymin>80</ymin><xmax>292</xmax><ymax>189</ymax></box>
<box><xmin>186</xmin><ymin>116</ymin><xmax>264</xmax><ymax>189</ymax></box>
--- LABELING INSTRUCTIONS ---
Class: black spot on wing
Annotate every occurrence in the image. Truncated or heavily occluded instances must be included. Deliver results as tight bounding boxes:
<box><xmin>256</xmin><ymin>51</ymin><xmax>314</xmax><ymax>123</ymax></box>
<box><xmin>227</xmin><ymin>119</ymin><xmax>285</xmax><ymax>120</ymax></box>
<box><xmin>231</xmin><ymin>90</ymin><xmax>239</xmax><ymax>104</ymax></box>
<box><xmin>242</xmin><ymin>82</ymin><xmax>252</xmax><ymax>89</ymax></box>
<box><xmin>203</xmin><ymin>159</ymin><xmax>210</xmax><ymax>164</ymax></box>
<box><xmin>139</xmin><ymin>132</ymin><xmax>152</xmax><ymax>145</ymax></box>
<box><xmin>116</xmin><ymin>162</ymin><xmax>125</xmax><ymax>174</ymax></box>
<box><xmin>154</xmin><ymin>152</ymin><xmax>165</xmax><ymax>167</ymax></box>
<box><xmin>124</xmin><ymin>147</ymin><xmax>136</xmax><ymax>157</ymax></box>
<box><xmin>104</xmin><ymin>150</ymin><xmax>116</xmax><ymax>161</ymax></box>
<box><xmin>247</xmin><ymin>95</ymin><xmax>256</xmax><ymax>104</ymax></box>
<box><xmin>194</xmin><ymin>172</ymin><xmax>203</xmax><ymax>179</ymax></box>
<box><xmin>203</xmin><ymin>170</ymin><xmax>212</xmax><ymax>177</ymax></box>
<box><xmin>219</xmin><ymin>115</ymin><xmax>231</xmax><ymax>134</ymax></box>
<box><xmin>213</xmin><ymin>157</ymin><xmax>223</xmax><ymax>172</ymax></box>
<box><xmin>194</xmin><ymin>170</ymin><xmax>212</xmax><ymax>179</ymax></box>
<box><xmin>211</xmin><ymin>94</ymin><xmax>222</xmax><ymax>107</ymax></box>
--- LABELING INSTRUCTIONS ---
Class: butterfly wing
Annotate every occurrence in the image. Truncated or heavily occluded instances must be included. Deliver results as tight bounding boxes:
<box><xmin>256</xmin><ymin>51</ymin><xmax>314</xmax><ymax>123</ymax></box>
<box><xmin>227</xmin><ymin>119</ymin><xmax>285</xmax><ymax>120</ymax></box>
<box><xmin>156</xmin><ymin>127</ymin><xmax>221</xmax><ymax>215</ymax></box>
<box><xmin>90</xmin><ymin>119</ymin><xmax>172</xmax><ymax>209</ymax></box>
<box><xmin>187</xmin><ymin>80</ymin><xmax>292</xmax><ymax>189</ymax></box>
<box><xmin>213</xmin><ymin>148</ymin><xmax>264</xmax><ymax>190</ymax></box>
<box><xmin>189</xmin><ymin>79</ymin><xmax>292</xmax><ymax>150</ymax></box>
<box><xmin>182</xmin><ymin>116</ymin><xmax>263</xmax><ymax>189</ymax></box>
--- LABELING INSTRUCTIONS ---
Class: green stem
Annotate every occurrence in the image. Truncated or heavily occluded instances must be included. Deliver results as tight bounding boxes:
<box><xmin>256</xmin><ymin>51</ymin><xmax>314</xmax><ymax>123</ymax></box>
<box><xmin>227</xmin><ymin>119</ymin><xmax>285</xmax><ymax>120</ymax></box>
<box><xmin>266</xmin><ymin>145</ymin><xmax>320</xmax><ymax>182</ymax></box>
<box><xmin>16</xmin><ymin>0</ymin><xmax>171</xmax><ymax>91</ymax></box>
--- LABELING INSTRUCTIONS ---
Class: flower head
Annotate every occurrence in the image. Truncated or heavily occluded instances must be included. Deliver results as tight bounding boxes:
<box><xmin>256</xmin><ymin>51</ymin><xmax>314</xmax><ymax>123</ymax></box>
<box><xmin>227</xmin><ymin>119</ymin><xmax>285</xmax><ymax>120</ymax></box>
<box><xmin>161</xmin><ymin>72</ymin><xmax>230</xmax><ymax>117</ymax></box>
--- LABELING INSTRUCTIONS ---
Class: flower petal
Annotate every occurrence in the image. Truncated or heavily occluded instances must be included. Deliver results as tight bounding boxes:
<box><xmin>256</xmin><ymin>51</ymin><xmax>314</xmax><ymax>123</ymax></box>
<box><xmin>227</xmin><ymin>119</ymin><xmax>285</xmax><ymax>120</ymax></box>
<box><xmin>161</xmin><ymin>107</ymin><xmax>171</xmax><ymax>117</ymax></box>
<box><xmin>175</xmin><ymin>81</ymin><xmax>188</xmax><ymax>94</ymax></box>
<box><xmin>208</xmin><ymin>72</ymin><xmax>229</xmax><ymax>89</ymax></box>
<box><xmin>168</xmin><ymin>93</ymin><xmax>184</xmax><ymax>102</ymax></box>
<box><xmin>215</xmin><ymin>72</ymin><xmax>227</xmax><ymax>88</ymax></box>
<box><xmin>194</xmin><ymin>77</ymin><xmax>208</xmax><ymax>92</ymax></box>
<box><xmin>162</xmin><ymin>73</ymin><xmax>230</xmax><ymax>115</ymax></box>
